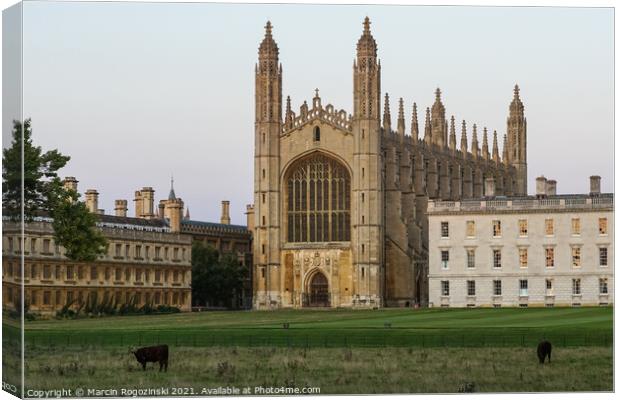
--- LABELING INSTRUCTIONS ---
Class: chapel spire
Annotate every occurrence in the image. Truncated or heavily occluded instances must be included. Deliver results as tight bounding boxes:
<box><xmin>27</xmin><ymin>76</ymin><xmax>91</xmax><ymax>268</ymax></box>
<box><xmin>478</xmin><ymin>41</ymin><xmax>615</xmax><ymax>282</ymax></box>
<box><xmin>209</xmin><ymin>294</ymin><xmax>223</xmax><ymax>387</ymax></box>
<box><xmin>507</xmin><ymin>83</ymin><xmax>527</xmax><ymax>195</ymax></box>
<box><xmin>424</xmin><ymin>107</ymin><xmax>432</xmax><ymax>146</ymax></box>
<box><xmin>431</xmin><ymin>87</ymin><xmax>446</xmax><ymax>147</ymax></box>
<box><xmin>353</xmin><ymin>17</ymin><xmax>380</xmax><ymax>120</ymax></box>
<box><xmin>482</xmin><ymin>127</ymin><xmax>489</xmax><ymax>160</ymax></box>
<box><xmin>449</xmin><ymin>115</ymin><xmax>457</xmax><ymax>152</ymax></box>
<box><xmin>383</xmin><ymin>93</ymin><xmax>391</xmax><ymax>132</ymax></box>
<box><xmin>471</xmin><ymin>124</ymin><xmax>479</xmax><ymax>159</ymax></box>
<box><xmin>492</xmin><ymin>130</ymin><xmax>500</xmax><ymax>163</ymax></box>
<box><xmin>397</xmin><ymin>98</ymin><xmax>406</xmax><ymax>138</ymax></box>
<box><xmin>411</xmin><ymin>103</ymin><xmax>419</xmax><ymax>141</ymax></box>
<box><xmin>460</xmin><ymin>120</ymin><xmax>468</xmax><ymax>155</ymax></box>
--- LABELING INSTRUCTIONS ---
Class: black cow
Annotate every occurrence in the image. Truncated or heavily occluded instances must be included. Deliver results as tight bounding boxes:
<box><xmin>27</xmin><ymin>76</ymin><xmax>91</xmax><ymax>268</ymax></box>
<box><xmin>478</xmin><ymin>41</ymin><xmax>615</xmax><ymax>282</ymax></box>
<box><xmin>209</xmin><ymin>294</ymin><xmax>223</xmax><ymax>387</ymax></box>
<box><xmin>131</xmin><ymin>345</ymin><xmax>169</xmax><ymax>371</ymax></box>
<box><xmin>537</xmin><ymin>340</ymin><xmax>552</xmax><ymax>364</ymax></box>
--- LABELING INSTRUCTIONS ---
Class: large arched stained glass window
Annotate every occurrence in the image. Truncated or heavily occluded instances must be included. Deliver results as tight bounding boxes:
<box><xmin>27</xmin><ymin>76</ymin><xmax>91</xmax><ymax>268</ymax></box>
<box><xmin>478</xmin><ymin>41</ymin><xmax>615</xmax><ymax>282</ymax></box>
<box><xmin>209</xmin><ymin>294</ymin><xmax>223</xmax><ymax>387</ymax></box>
<box><xmin>286</xmin><ymin>153</ymin><xmax>351</xmax><ymax>242</ymax></box>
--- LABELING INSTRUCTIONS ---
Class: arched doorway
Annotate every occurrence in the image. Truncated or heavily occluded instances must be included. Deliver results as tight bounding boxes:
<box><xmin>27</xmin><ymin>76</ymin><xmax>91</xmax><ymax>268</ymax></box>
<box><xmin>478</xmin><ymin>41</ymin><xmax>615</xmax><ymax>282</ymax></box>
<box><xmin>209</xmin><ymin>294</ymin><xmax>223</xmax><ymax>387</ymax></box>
<box><xmin>308</xmin><ymin>272</ymin><xmax>329</xmax><ymax>307</ymax></box>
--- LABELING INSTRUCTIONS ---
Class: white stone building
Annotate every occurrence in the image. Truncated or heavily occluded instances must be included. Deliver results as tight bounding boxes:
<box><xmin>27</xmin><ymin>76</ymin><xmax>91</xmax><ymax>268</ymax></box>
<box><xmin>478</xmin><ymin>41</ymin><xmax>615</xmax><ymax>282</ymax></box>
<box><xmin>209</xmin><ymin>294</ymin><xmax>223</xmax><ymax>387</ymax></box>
<box><xmin>427</xmin><ymin>176</ymin><xmax>613</xmax><ymax>308</ymax></box>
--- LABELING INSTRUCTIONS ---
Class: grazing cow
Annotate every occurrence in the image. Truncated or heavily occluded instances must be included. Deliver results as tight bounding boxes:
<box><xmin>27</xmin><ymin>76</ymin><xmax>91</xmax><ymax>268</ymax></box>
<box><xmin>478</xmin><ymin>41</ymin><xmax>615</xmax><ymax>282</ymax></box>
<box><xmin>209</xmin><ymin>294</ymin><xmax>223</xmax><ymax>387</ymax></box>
<box><xmin>537</xmin><ymin>340</ymin><xmax>552</xmax><ymax>364</ymax></box>
<box><xmin>131</xmin><ymin>345</ymin><xmax>169</xmax><ymax>371</ymax></box>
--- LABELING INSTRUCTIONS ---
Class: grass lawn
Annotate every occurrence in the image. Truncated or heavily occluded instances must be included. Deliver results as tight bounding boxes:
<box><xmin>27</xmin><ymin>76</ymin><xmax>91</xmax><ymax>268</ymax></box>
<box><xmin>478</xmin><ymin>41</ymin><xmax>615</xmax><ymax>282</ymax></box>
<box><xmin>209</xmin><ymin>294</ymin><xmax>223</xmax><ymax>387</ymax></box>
<box><xmin>11</xmin><ymin>346</ymin><xmax>614</xmax><ymax>394</ymax></box>
<box><xmin>2</xmin><ymin>308</ymin><xmax>612</xmax><ymax>396</ymax></box>
<box><xmin>6</xmin><ymin>307</ymin><xmax>613</xmax><ymax>348</ymax></box>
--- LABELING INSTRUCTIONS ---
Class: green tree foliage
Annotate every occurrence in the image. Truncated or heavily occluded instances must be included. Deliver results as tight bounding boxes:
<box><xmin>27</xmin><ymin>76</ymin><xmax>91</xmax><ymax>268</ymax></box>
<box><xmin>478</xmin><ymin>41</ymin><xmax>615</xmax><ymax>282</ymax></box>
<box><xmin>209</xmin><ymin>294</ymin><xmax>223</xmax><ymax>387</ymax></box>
<box><xmin>191</xmin><ymin>241</ymin><xmax>248</xmax><ymax>308</ymax></box>
<box><xmin>2</xmin><ymin>118</ymin><xmax>107</xmax><ymax>261</ymax></box>
<box><xmin>51</xmin><ymin>190</ymin><xmax>107</xmax><ymax>262</ymax></box>
<box><xmin>2</xmin><ymin>119</ymin><xmax>70</xmax><ymax>219</ymax></box>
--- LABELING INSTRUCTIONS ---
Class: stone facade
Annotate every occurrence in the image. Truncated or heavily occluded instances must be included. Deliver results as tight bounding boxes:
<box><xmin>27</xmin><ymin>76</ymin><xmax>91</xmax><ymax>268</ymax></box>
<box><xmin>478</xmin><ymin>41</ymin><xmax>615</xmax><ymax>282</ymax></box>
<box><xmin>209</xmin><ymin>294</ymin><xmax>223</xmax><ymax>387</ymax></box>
<box><xmin>252</xmin><ymin>18</ymin><xmax>527</xmax><ymax>309</ymax></box>
<box><xmin>2</xmin><ymin>217</ymin><xmax>193</xmax><ymax>316</ymax></box>
<box><xmin>427</xmin><ymin>182</ymin><xmax>613</xmax><ymax>308</ymax></box>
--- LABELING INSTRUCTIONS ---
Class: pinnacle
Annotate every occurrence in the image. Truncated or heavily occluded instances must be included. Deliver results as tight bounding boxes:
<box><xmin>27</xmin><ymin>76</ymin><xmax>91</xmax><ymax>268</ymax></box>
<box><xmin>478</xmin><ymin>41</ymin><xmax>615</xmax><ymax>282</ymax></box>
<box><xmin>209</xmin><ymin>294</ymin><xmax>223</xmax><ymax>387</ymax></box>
<box><xmin>363</xmin><ymin>16</ymin><xmax>371</xmax><ymax>34</ymax></box>
<box><xmin>265</xmin><ymin>21</ymin><xmax>273</xmax><ymax>37</ymax></box>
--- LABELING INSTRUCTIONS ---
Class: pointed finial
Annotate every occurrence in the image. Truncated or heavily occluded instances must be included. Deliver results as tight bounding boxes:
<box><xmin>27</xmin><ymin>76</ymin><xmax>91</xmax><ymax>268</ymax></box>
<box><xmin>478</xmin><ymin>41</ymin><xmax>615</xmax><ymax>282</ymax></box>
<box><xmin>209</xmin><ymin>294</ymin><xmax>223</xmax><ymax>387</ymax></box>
<box><xmin>411</xmin><ymin>102</ymin><xmax>419</xmax><ymax>140</ymax></box>
<box><xmin>514</xmin><ymin>84</ymin><xmax>520</xmax><ymax>98</ymax></box>
<box><xmin>363</xmin><ymin>16</ymin><xmax>371</xmax><ymax>34</ymax></box>
<box><xmin>168</xmin><ymin>174</ymin><xmax>177</xmax><ymax>200</ymax></box>
<box><xmin>492</xmin><ymin>130</ymin><xmax>500</xmax><ymax>162</ymax></box>
<box><xmin>314</xmin><ymin>88</ymin><xmax>319</xmax><ymax>98</ymax></box>
<box><xmin>383</xmin><ymin>93</ymin><xmax>391</xmax><ymax>131</ymax></box>
<box><xmin>398</xmin><ymin>98</ymin><xmax>404</xmax><ymax>119</ymax></box>
<box><xmin>286</xmin><ymin>95</ymin><xmax>291</xmax><ymax>109</ymax></box>
<box><xmin>265</xmin><ymin>21</ymin><xmax>273</xmax><ymax>37</ymax></box>
<box><xmin>435</xmin><ymin>87</ymin><xmax>441</xmax><ymax>101</ymax></box>
<box><xmin>460</xmin><ymin>120</ymin><xmax>468</xmax><ymax>154</ymax></box>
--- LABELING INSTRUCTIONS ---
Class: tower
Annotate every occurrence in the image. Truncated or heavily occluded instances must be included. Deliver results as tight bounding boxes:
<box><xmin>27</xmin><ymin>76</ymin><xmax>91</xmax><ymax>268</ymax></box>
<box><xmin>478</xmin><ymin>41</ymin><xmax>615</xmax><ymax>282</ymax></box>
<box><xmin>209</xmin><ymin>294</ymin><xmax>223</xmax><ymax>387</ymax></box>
<box><xmin>431</xmin><ymin>88</ymin><xmax>446</xmax><ymax>147</ymax></box>
<box><xmin>507</xmin><ymin>84</ymin><xmax>527</xmax><ymax>195</ymax></box>
<box><xmin>352</xmin><ymin>17</ymin><xmax>383</xmax><ymax>305</ymax></box>
<box><xmin>254</xmin><ymin>21</ymin><xmax>283</xmax><ymax>308</ymax></box>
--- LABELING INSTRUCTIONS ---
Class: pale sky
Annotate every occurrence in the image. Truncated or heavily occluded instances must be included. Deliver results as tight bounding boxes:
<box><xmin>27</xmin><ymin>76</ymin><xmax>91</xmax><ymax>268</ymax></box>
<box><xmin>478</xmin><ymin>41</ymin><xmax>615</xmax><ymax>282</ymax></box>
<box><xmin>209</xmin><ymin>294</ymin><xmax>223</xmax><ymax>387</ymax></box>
<box><xmin>2</xmin><ymin>1</ymin><xmax>614</xmax><ymax>224</ymax></box>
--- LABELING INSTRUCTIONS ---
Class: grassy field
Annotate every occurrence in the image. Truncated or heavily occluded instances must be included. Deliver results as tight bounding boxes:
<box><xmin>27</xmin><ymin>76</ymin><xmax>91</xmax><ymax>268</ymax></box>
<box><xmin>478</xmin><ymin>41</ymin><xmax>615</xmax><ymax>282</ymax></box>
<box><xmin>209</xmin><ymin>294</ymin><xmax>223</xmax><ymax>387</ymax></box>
<box><xmin>11</xmin><ymin>346</ymin><xmax>614</xmax><ymax>394</ymax></box>
<box><xmin>2</xmin><ymin>308</ymin><xmax>613</xmax><ymax>395</ymax></box>
<box><xmin>6</xmin><ymin>307</ymin><xmax>614</xmax><ymax>348</ymax></box>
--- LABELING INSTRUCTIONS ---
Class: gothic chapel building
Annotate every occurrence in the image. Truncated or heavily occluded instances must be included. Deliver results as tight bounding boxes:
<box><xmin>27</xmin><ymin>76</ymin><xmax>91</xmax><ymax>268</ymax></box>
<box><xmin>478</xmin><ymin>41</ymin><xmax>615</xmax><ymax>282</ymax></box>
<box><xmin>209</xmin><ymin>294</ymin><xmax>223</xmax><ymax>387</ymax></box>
<box><xmin>252</xmin><ymin>18</ymin><xmax>527</xmax><ymax>309</ymax></box>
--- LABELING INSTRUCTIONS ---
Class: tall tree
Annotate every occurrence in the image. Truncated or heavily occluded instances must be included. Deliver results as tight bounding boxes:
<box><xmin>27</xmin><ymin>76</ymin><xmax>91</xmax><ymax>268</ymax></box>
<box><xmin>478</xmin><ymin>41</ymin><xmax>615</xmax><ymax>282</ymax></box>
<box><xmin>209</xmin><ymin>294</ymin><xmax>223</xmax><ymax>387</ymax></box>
<box><xmin>2</xmin><ymin>119</ymin><xmax>107</xmax><ymax>261</ymax></box>
<box><xmin>2</xmin><ymin>119</ymin><xmax>70</xmax><ymax>219</ymax></box>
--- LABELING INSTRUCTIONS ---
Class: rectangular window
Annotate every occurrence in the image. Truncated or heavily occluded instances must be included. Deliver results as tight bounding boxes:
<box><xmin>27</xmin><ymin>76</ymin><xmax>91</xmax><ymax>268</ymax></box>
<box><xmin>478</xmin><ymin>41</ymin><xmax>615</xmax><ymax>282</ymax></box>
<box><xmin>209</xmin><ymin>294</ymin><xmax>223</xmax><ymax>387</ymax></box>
<box><xmin>91</xmin><ymin>266</ymin><xmax>98</xmax><ymax>280</ymax></box>
<box><xmin>8</xmin><ymin>237</ymin><xmax>13</xmax><ymax>252</ymax></box>
<box><xmin>441</xmin><ymin>250</ymin><xmax>449</xmax><ymax>269</ymax></box>
<box><xmin>43</xmin><ymin>239</ymin><xmax>51</xmax><ymax>253</ymax></box>
<box><xmin>519</xmin><ymin>279</ymin><xmax>528</xmax><ymax>297</ymax></box>
<box><xmin>466</xmin><ymin>249</ymin><xmax>475</xmax><ymax>269</ymax></box>
<box><xmin>545</xmin><ymin>219</ymin><xmax>554</xmax><ymax>235</ymax></box>
<box><xmin>467</xmin><ymin>280</ymin><xmax>476</xmax><ymax>296</ymax></box>
<box><xmin>30</xmin><ymin>238</ymin><xmax>37</xmax><ymax>254</ymax></box>
<box><xmin>599</xmin><ymin>278</ymin><xmax>608</xmax><ymax>294</ymax></box>
<box><xmin>518</xmin><ymin>219</ymin><xmax>528</xmax><ymax>237</ymax></box>
<box><xmin>441</xmin><ymin>280</ymin><xmax>450</xmax><ymax>296</ymax></box>
<box><xmin>66</xmin><ymin>265</ymin><xmax>74</xmax><ymax>280</ymax></box>
<box><xmin>441</xmin><ymin>222</ymin><xmax>449</xmax><ymax>238</ymax></box>
<box><xmin>155</xmin><ymin>247</ymin><xmax>161</xmax><ymax>259</ymax></box>
<box><xmin>572</xmin><ymin>247</ymin><xmax>581</xmax><ymax>267</ymax></box>
<box><xmin>155</xmin><ymin>270</ymin><xmax>161</xmax><ymax>282</ymax></box>
<box><xmin>493</xmin><ymin>250</ymin><xmax>502</xmax><ymax>269</ymax></box>
<box><xmin>546</xmin><ymin>279</ymin><xmax>553</xmax><ymax>295</ymax></box>
<box><xmin>545</xmin><ymin>247</ymin><xmax>555</xmax><ymax>268</ymax></box>
<box><xmin>599</xmin><ymin>218</ymin><xmax>608</xmax><ymax>235</ymax></box>
<box><xmin>115</xmin><ymin>268</ymin><xmax>121</xmax><ymax>281</ymax></box>
<box><xmin>77</xmin><ymin>266</ymin><xmax>84</xmax><ymax>280</ymax></box>
<box><xmin>466</xmin><ymin>221</ymin><xmax>475</xmax><ymax>238</ymax></box>
<box><xmin>135</xmin><ymin>269</ymin><xmax>142</xmax><ymax>282</ymax></box>
<box><xmin>43</xmin><ymin>291</ymin><xmax>51</xmax><ymax>305</ymax></box>
<box><xmin>571</xmin><ymin>218</ymin><xmax>581</xmax><ymax>235</ymax></box>
<box><xmin>492</xmin><ymin>220</ymin><xmax>501</xmax><ymax>237</ymax></box>
<box><xmin>145</xmin><ymin>246</ymin><xmax>150</xmax><ymax>260</ymax></box>
<box><xmin>136</xmin><ymin>245</ymin><xmax>142</xmax><ymax>258</ymax></box>
<box><xmin>519</xmin><ymin>248</ymin><xmax>528</xmax><ymax>268</ymax></box>
<box><xmin>174</xmin><ymin>248</ymin><xmax>179</xmax><ymax>260</ymax></box>
<box><xmin>599</xmin><ymin>247</ymin><xmax>608</xmax><ymax>266</ymax></box>
<box><xmin>55</xmin><ymin>291</ymin><xmax>62</xmax><ymax>305</ymax></box>
<box><xmin>493</xmin><ymin>280</ymin><xmax>502</xmax><ymax>296</ymax></box>
<box><xmin>31</xmin><ymin>264</ymin><xmax>37</xmax><ymax>279</ymax></box>
<box><xmin>31</xmin><ymin>290</ymin><xmax>37</xmax><ymax>306</ymax></box>
<box><xmin>43</xmin><ymin>265</ymin><xmax>51</xmax><ymax>280</ymax></box>
<box><xmin>125</xmin><ymin>245</ymin><xmax>130</xmax><ymax>258</ymax></box>
<box><xmin>572</xmin><ymin>278</ymin><xmax>581</xmax><ymax>295</ymax></box>
<box><xmin>55</xmin><ymin>265</ymin><xmax>61</xmax><ymax>280</ymax></box>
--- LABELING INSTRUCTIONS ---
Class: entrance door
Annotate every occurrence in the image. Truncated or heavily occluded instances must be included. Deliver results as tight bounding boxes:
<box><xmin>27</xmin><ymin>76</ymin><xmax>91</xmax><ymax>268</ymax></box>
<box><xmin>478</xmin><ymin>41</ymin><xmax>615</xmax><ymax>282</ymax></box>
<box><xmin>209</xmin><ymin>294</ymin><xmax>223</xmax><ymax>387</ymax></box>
<box><xmin>309</xmin><ymin>272</ymin><xmax>329</xmax><ymax>307</ymax></box>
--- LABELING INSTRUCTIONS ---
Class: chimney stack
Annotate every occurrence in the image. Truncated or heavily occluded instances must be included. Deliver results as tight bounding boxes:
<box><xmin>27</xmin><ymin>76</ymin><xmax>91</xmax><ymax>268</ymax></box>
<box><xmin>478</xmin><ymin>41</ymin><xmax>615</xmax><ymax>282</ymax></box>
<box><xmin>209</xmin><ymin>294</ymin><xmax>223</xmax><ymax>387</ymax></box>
<box><xmin>63</xmin><ymin>176</ymin><xmax>78</xmax><ymax>192</ymax></box>
<box><xmin>546</xmin><ymin>180</ymin><xmax>557</xmax><ymax>196</ymax></box>
<box><xmin>115</xmin><ymin>200</ymin><xmax>128</xmax><ymax>217</ymax></box>
<box><xmin>134</xmin><ymin>190</ymin><xmax>143</xmax><ymax>217</ymax></box>
<box><xmin>158</xmin><ymin>200</ymin><xmax>166</xmax><ymax>218</ymax></box>
<box><xmin>220</xmin><ymin>200</ymin><xmax>231</xmax><ymax>225</ymax></box>
<box><xmin>536</xmin><ymin>176</ymin><xmax>547</xmax><ymax>198</ymax></box>
<box><xmin>590</xmin><ymin>175</ymin><xmax>601</xmax><ymax>196</ymax></box>
<box><xmin>484</xmin><ymin>177</ymin><xmax>496</xmax><ymax>198</ymax></box>
<box><xmin>141</xmin><ymin>187</ymin><xmax>155</xmax><ymax>218</ymax></box>
<box><xmin>245</xmin><ymin>204</ymin><xmax>255</xmax><ymax>233</ymax></box>
<box><xmin>85</xmin><ymin>189</ymin><xmax>99</xmax><ymax>213</ymax></box>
